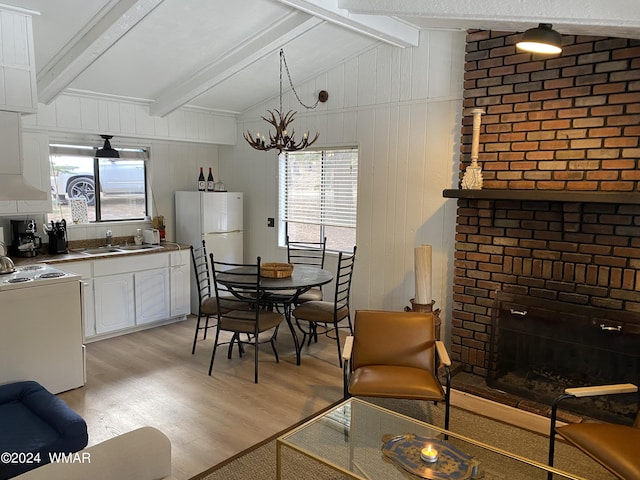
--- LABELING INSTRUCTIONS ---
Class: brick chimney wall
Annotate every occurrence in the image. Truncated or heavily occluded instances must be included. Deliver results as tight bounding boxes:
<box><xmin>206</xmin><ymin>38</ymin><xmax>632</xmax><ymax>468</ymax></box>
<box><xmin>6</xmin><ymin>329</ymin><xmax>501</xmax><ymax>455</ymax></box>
<box><xmin>453</xmin><ymin>30</ymin><xmax>640</xmax><ymax>375</ymax></box>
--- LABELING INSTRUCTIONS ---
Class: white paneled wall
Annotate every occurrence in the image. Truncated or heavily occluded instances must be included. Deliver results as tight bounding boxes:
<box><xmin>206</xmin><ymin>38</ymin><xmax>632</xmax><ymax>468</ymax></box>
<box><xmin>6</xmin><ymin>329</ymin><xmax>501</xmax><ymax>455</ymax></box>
<box><xmin>224</xmin><ymin>29</ymin><xmax>465</xmax><ymax>342</ymax></box>
<box><xmin>23</xmin><ymin>92</ymin><xmax>237</xmax><ymax>145</ymax></box>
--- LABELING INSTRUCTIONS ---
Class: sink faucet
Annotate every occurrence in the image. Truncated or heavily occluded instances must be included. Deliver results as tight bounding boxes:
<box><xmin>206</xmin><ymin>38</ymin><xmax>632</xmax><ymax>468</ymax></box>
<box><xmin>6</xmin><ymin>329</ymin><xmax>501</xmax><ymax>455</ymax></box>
<box><xmin>106</xmin><ymin>230</ymin><xmax>113</xmax><ymax>246</ymax></box>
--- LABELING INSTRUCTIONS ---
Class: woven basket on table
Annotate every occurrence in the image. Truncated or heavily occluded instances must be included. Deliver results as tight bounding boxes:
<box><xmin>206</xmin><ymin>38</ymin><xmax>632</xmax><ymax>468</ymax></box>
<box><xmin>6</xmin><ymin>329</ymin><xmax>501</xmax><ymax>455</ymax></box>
<box><xmin>260</xmin><ymin>262</ymin><xmax>294</xmax><ymax>278</ymax></box>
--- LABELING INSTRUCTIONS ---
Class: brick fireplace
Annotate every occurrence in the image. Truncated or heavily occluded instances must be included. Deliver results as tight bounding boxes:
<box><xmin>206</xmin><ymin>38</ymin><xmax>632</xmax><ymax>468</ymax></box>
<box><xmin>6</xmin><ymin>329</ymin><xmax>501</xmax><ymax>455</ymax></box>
<box><xmin>449</xmin><ymin>29</ymin><xmax>640</xmax><ymax>390</ymax></box>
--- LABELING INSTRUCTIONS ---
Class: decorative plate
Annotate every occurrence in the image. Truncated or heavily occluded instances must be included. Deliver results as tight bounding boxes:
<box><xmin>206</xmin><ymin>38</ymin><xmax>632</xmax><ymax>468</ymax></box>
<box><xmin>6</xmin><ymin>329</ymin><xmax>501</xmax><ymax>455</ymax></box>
<box><xmin>381</xmin><ymin>434</ymin><xmax>480</xmax><ymax>479</ymax></box>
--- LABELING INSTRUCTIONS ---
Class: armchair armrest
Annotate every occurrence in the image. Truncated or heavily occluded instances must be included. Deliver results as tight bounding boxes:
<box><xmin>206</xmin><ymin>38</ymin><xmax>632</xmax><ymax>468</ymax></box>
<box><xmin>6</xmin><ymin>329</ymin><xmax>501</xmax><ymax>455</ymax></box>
<box><xmin>342</xmin><ymin>335</ymin><xmax>354</xmax><ymax>362</ymax></box>
<box><xmin>565</xmin><ymin>383</ymin><xmax>637</xmax><ymax>398</ymax></box>
<box><xmin>435</xmin><ymin>341</ymin><xmax>451</xmax><ymax>367</ymax></box>
<box><xmin>342</xmin><ymin>336</ymin><xmax>354</xmax><ymax>399</ymax></box>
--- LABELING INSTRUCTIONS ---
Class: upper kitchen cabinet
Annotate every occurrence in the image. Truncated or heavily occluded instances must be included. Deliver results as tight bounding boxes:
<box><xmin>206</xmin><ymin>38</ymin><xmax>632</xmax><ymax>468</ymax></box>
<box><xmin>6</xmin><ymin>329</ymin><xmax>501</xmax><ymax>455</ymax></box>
<box><xmin>0</xmin><ymin>7</ymin><xmax>37</xmax><ymax>114</ymax></box>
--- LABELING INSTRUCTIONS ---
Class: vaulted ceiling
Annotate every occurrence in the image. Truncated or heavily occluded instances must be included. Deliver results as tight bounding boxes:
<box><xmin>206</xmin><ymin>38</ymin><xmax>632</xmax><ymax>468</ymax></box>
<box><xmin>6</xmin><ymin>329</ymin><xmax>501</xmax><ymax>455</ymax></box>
<box><xmin>8</xmin><ymin>0</ymin><xmax>640</xmax><ymax>117</ymax></box>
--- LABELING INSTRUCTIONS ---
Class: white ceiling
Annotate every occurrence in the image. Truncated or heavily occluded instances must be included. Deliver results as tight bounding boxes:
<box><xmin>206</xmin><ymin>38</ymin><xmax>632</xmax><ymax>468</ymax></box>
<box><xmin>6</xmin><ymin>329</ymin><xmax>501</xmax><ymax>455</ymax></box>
<box><xmin>6</xmin><ymin>0</ymin><xmax>640</xmax><ymax>117</ymax></box>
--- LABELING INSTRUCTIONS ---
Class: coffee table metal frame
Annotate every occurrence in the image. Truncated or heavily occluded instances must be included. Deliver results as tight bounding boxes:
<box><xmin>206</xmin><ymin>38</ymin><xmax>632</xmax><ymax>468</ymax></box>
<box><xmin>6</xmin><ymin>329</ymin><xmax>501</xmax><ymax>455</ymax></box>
<box><xmin>276</xmin><ymin>397</ymin><xmax>585</xmax><ymax>480</ymax></box>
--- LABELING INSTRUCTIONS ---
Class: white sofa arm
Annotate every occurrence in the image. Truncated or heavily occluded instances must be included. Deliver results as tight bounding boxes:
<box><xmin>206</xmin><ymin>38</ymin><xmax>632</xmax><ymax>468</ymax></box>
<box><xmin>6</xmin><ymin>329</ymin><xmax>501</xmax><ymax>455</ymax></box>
<box><xmin>15</xmin><ymin>426</ymin><xmax>174</xmax><ymax>480</ymax></box>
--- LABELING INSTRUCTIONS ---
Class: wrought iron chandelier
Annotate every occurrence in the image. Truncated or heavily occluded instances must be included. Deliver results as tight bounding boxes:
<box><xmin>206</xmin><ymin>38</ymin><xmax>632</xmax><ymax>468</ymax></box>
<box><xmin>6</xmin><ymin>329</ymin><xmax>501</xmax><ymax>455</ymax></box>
<box><xmin>244</xmin><ymin>49</ymin><xmax>328</xmax><ymax>153</ymax></box>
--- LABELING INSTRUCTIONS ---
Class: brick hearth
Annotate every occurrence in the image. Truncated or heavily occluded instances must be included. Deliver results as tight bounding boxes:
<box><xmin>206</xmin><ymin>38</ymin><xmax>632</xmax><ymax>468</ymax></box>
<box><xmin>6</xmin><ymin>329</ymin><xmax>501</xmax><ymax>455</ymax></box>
<box><xmin>451</xmin><ymin>30</ymin><xmax>640</xmax><ymax>376</ymax></box>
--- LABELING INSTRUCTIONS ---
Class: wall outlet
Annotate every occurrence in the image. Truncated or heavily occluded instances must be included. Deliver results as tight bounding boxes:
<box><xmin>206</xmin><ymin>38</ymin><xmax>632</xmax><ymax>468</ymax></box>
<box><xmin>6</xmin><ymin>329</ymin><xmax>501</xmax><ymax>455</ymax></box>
<box><xmin>267</xmin><ymin>217</ymin><xmax>275</xmax><ymax>227</ymax></box>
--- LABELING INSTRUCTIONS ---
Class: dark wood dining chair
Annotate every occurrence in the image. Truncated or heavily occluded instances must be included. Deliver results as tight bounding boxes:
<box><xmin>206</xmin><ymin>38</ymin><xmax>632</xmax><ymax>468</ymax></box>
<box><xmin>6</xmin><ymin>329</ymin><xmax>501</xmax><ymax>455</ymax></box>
<box><xmin>209</xmin><ymin>255</ymin><xmax>284</xmax><ymax>383</ymax></box>
<box><xmin>548</xmin><ymin>383</ymin><xmax>640</xmax><ymax>480</ymax></box>
<box><xmin>292</xmin><ymin>246</ymin><xmax>356</xmax><ymax>367</ymax></box>
<box><xmin>287</xmin><ymin>236</ymin><xmax>327</xmax><ymax>303</ymax></box>
<box><xmin>342</xmin><ymin>310</ymin><xmax>452</xmax><ymax>431</ymax></box>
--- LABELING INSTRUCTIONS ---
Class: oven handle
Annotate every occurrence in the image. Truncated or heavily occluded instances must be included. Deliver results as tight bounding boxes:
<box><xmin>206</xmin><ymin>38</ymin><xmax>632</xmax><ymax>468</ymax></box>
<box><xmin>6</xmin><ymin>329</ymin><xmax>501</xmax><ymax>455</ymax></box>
<box><xmin>509</xmin><ymin>309</ymin><xmax>527</xmax><ymax>316</ymax></box>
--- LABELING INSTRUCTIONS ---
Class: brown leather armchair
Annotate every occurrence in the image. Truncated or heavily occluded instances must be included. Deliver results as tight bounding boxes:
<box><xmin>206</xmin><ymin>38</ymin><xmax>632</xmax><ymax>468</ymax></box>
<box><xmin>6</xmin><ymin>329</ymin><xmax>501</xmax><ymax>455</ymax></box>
<box><xmin>548</xmin><ymin>383</ymin><xmax>640</xmax><ymax>480</ymax></box>
<box><xmin>342</xmin><ymin>310</ymin><xmax>451</xmax><ymax>430</ymax></box>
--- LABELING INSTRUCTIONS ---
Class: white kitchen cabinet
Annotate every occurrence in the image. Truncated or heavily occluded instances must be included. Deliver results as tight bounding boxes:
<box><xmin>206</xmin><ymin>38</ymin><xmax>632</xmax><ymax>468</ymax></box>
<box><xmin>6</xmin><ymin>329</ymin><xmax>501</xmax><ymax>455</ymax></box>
<box><xmin>60</xmin><ymin>261</ymin><xmax>95</xmax><ymax>338</ymax></box>
<box><xmin>170</xmin><ymin>249</ymin><xmax>191</xmax><ymax>317</ymax></box>
<box><xmin>94</xmin><ymin>273</ymin><xmax>135</xmax><ymax>334</ymax></box>
<box><xmin>0</xmin><ymin>8</ymin><xmax>38</xmax><ymax>113</ymax></box>
<box><xmin>58</xmin><ymin>249</ymin><xmax>188</xmax><ymax>340</ymax></box>
<box><xmin>135</xmin><ymin>267</ymin><xmax>170</xmax><ymax>324</ymax></box>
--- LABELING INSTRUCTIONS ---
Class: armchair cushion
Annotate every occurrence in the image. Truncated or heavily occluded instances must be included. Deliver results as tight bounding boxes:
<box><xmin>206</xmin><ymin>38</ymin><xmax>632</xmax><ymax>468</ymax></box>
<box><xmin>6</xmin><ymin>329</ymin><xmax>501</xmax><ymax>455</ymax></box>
<box><xmin>349</xmin><ymin>365</ymin><xmax>444</xmax><ymax>400</ymax></box>
<box><xmin>351</xmin><ymin>310</ymin><xmax>437</xmax><ymax>372</ymax></box>
<box><xmin>557</xmin><ymin>423</ymin><xmax>640</xmax><ymax>479</ymax></box>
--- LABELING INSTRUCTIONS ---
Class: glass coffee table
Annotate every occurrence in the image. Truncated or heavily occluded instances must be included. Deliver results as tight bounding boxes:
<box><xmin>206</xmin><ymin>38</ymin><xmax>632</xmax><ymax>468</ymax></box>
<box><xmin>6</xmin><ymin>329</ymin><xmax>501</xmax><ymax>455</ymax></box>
<box><xmin>276</xmin><ymin>398</ymin><xmax>585</xmax><ymax>480</ymax></box>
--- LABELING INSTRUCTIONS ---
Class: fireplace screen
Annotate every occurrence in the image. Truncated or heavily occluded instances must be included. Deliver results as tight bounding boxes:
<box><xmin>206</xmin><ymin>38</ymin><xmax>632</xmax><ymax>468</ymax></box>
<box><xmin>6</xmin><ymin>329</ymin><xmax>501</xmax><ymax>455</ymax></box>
<box><xmin>488</xmin><ymin>292</ymin><xmax>640</xmax><ymax>424</ymax></box>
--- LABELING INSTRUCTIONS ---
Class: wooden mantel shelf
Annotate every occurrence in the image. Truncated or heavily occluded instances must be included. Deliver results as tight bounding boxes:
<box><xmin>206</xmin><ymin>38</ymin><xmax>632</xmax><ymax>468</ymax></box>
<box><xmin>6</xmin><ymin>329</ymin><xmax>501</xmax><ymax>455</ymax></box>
<box><xmin>442</xmin><ymin>189</ymin><xmax>640</xmax><ymax>204</ymax></box>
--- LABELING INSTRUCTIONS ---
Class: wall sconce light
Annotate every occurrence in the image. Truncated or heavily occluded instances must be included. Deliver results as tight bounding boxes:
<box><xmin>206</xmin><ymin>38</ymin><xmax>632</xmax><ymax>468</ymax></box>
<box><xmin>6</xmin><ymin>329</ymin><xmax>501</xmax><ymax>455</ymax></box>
<box><xmin>516</xmin><ymin>23</ymin><xmax>562</xmax><ymax>54</ymax></box>
<box><xmin>96</xmin><ymin>135</ymin><xmax>120</xmax><ymax>158</ymax></box>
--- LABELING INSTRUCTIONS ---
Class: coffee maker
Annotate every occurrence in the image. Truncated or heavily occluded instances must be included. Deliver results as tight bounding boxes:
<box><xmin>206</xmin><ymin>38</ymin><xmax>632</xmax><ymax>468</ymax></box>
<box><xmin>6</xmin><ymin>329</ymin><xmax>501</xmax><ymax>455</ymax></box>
<box><xmin>47</xmin><ymin>219</ymin><xmax>69</xmax><ymax>254</ymax></box>
<box><xmin>10</xmin><ymin>219</ymin><xmax>42</xmax><ymax>257</ymax></box>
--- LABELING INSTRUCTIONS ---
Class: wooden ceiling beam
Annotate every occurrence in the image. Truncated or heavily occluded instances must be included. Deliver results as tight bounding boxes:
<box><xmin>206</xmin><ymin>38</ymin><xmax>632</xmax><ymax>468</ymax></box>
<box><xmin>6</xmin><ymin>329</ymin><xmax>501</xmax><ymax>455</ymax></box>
<box><xmin>37</xmin><ymin>0</ymin><xmax>165</xmax><ymax>105</ymax></box>
<box><xmin>338</xmin><ymin>0</ymin><xmax>640</xmax><ymax>40</ymax></box>
<box><xmin>276</xmin><ymin>0</ymin><xmax>419</xmax><ymax>47</ymax></box>
<box><xmin>149</xmin><ymin>11</ymin><xmax>322</xmax><ymax>117</ymax></box>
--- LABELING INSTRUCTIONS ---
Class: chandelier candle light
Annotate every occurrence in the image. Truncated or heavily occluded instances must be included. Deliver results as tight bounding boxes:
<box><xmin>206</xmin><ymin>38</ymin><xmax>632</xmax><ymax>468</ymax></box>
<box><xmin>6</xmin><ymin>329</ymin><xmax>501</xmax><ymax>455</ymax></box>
<box><xmin>244</xmin><ymin>49</ymin><xmax>328</xmax><ymax>153</ymax></box>
<box><xmin>461</xmin><ymin>108</ymin><xmax>485</xmax><ymax>190</ymax></box>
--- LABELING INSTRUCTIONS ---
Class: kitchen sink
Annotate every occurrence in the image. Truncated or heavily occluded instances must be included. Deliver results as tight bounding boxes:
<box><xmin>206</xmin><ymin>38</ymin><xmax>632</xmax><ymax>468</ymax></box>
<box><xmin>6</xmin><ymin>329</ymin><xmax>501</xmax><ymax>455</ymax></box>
<box><xmin>73</xmin><ymin>247</ymin><xmax>122</xmax><ymax>255</ymax></box>
<box><xmin>71</xmin><ymin>245</ymin><xmax>164</xmax><ymax>256</ymax></box>
<box><xmin>116</xmin><ymin>244</ymin><xmax>162</xmax><ymax>251</ymax></box>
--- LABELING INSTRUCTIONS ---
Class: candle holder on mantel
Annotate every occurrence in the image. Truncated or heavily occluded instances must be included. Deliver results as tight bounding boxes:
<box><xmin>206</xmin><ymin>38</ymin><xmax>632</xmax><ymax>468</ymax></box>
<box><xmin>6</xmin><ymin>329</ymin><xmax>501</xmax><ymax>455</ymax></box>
<box><xmin>461</xmin><ymin>108</ymin><xmax>485</xmax><ymax>190</ymax></box>
<box><xmin>405</xmin><ymin>299</ymin><xmax>441</xmax><ymax>340</ymax></box>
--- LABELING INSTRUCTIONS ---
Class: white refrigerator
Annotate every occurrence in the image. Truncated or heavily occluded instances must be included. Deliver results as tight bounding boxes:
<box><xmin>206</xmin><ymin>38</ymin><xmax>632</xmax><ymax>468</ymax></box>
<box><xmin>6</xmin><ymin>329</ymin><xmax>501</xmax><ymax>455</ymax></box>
<box><xmin>175</xmin><ymin>191</ymin><xmax>243</xmax><ymax>314</ymax></box>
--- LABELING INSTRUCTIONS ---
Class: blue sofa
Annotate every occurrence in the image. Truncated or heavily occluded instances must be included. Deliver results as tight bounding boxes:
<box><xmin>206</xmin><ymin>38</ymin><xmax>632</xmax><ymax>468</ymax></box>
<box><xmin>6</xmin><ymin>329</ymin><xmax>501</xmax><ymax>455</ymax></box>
<box><xmin>0</xmin><ymin>381</ymin><xmax>88</xmax><ymax>479</ymax></box>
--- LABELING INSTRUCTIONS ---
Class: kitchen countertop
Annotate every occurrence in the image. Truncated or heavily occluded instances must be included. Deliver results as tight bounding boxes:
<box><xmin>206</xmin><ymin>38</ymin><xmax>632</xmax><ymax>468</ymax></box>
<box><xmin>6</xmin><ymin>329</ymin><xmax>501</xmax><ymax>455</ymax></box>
<box><xmin>11</xmin><ymin>241</ymin><xmax>191</xmax><ymax>267</ymax></box>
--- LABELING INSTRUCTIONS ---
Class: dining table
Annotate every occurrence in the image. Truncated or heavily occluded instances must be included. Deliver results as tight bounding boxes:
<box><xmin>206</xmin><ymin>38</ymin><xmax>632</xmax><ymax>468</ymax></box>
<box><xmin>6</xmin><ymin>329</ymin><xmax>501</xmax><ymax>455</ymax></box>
<box><xmin>215</xmin><ymin>264</ymin><xmax>333</xmax><ymax>365</ymax></box>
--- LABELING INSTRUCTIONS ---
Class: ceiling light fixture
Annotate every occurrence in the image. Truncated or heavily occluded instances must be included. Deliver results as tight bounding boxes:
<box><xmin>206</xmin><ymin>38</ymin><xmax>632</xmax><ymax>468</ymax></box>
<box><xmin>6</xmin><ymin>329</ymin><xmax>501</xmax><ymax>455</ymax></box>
<box><xmin>516</xmin><ymin>23</ymin><xmax>562</xmax><ymax>54</ymax></box>
<box><xmin>244</xmin><ymin>49</ymin><xmax>328</xmax><ymax>153</ymax></box>
<box><xmin>95</xmin><ymin>135</ymin><xmax>120</xmax><ymax>158</ymax></box>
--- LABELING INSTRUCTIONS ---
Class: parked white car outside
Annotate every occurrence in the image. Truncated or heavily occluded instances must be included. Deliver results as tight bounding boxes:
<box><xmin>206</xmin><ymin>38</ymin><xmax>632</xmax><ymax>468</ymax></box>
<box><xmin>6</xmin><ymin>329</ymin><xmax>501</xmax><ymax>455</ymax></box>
<box><xmin>51</xmin><ymin>158</ymin><xmax>145</xmax><ymax>206</ymax></box>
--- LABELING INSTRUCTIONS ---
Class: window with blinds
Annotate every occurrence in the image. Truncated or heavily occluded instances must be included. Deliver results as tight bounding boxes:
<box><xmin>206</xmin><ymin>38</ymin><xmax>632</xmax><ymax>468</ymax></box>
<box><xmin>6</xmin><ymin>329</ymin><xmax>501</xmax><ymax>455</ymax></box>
<box><xmin>279</xmin><ymin>148</ymin><xmax>358</xmax><ymax>252</ymax></box>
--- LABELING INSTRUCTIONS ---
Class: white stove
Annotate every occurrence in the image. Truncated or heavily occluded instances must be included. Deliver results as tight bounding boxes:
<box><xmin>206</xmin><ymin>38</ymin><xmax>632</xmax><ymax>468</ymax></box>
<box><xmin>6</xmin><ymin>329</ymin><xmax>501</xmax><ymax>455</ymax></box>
<box><xmin>0</xmin><ymin>263</ymin><xmax>80</xmax><ymax>291</ymax></box>
<box><xmin>1</xmin><ymin>262</ymin><xmax>85</xmax><ymax>393</ymax></box>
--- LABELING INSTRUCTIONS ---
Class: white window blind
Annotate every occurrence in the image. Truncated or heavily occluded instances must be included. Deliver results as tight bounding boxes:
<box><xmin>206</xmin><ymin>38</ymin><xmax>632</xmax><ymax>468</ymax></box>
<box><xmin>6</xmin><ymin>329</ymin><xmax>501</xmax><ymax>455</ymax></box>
<box><xmin>280</xmin><ymin>148</ymin><xmax>358</xmax><ymax>228</ymax></box>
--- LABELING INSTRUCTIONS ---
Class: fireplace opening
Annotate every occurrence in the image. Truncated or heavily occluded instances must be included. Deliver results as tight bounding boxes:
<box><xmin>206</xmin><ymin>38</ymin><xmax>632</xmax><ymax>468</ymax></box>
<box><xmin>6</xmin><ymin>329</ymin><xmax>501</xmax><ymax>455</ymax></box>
<box><xmin>488</xmin><ymin>292</ymin><xmax>640</xmax><ymax>425</ymax></box>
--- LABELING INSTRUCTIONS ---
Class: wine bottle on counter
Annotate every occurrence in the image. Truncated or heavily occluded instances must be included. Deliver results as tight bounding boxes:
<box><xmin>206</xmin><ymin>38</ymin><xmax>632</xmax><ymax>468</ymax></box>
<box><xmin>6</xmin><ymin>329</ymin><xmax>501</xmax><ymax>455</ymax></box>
<box><xmin>207</xmin><ymin>168</ymin><xmax>214</xmax><ymax>191</ymax></box>
<box><xmin>198</xmin><ymin>167</ymin><xmax>205</xmax><ymax>191</ymax></box>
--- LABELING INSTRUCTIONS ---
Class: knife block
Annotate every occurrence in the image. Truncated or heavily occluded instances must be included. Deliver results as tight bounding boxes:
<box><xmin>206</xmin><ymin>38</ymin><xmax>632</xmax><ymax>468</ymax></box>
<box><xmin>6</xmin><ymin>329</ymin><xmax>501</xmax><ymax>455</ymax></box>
<box><xmin>47</xmin><ymin>231</ymin><xmax>68</xmax><ymax>254</ymax></box>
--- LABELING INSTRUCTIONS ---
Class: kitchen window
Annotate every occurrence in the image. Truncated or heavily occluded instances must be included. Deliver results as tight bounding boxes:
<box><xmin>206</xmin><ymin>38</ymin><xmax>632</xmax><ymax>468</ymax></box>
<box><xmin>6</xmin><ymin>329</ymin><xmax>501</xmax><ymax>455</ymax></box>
<box><xmin>279</xmin><ymin>148</ymin><xmax>358</xmax><ymax>252</ymax></box>
<box><xmin>48</xmin><ymin>143</ymin><xmax>148</xmax><ymax>223</ymax></box>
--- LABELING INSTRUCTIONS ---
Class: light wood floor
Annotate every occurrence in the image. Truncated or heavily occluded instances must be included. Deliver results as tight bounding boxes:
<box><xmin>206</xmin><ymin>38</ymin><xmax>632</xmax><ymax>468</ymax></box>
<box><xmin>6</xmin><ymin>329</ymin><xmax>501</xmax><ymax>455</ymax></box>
<box><xmin>58</xmin><ymin>316</ymin><xmax>555</xmax><ymax>480</ymax></box>
<box><xmin>58</xmin><ymin>317</ymin><xmax>346</xmax><ymax>480</ymax></box>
